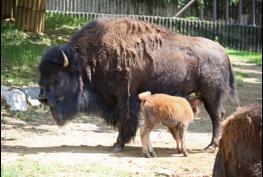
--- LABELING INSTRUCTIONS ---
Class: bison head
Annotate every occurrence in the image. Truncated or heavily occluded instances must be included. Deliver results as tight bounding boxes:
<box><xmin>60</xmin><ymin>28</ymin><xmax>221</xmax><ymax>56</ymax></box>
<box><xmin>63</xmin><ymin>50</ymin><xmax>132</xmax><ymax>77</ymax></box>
<box><xmin>38</xmin><ymin>45</ymin><xmax>83</xmax><ymax>126</ymax></box>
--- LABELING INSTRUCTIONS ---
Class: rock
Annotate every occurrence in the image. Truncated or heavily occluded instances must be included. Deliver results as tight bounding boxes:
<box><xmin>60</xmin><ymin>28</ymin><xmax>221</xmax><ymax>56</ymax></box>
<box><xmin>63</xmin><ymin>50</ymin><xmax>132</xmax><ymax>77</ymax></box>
<box><xmin>21</xmin><ymin>87</ymin><xmax>40</xmax><ymax>100</ymax></box>
<box><xmin>1</xmin><ymin>86</ymin><xmax>28</xmax><ymax>111</ymax></box>
<box><xmin>21</xmin><ymin>87</ymin><xmax>41</xmax><ymax>107</ymax></box>
<box><xmin>27</xmin><ymin>96</ymin><xmax>41</xmax><ymax>107</ymax></box>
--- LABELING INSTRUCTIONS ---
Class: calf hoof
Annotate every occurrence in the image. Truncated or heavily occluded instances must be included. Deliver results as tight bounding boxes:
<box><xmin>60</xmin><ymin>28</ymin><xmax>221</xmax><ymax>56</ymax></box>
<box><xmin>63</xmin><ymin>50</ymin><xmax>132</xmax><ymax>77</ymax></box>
<box><xmin>183</xmin><ymin>151</ymin><xmax>188</xmax><ymax>157</ymax></box>
<box><xmin>112</xmin><ymin>144</ymin><xmax>124</xmax><ymax>153</ymax></box>
<box><xmin>204</xmin><ymin>143</ymin><xmax>217</xmax><ymax>153</ymax></box>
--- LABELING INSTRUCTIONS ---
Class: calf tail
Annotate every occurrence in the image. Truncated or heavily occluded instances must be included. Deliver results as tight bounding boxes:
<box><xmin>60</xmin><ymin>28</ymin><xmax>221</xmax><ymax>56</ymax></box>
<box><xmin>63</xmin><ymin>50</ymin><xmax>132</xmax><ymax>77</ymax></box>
<box><xmin>228</xmin><ymin>58</ymin><xmax>240</xmax><ymax>108</ymax></box>
<box><xmin>138</xmin><ymin>91</ymin><xmax>152</xmax><ymax>101</ymax></box>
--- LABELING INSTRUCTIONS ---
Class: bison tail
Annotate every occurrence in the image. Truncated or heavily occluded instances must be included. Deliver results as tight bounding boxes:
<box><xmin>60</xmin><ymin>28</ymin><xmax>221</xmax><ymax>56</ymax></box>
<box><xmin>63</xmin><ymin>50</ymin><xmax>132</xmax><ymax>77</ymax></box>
<box><xmin>138</xmin><ymin>91</ymin><xmax>152</xmax><ymax>101</ymax></box>
<box><xmin>228</xmin><ymin>59</ymin><xmax>240</xmax><ymax>108</ymax></box>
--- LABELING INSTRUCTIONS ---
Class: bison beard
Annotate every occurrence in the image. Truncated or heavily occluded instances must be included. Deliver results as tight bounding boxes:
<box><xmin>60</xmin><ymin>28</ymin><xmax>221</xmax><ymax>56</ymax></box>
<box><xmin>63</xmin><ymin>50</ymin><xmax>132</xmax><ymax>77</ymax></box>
<box><xmin>38</xmin><ymin>18</ymin><xmax>239</xmax><ymax>152</ymax></box>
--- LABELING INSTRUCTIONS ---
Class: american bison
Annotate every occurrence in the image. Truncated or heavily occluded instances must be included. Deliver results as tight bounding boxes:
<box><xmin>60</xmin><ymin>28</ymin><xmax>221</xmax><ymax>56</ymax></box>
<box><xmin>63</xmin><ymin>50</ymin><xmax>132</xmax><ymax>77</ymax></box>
<box><xmin>138</xmin><ymin>91</ymin><xmax>198</xmax><ymax>157</ymax></box>
<box><xmin>212</xmin><ymin>101</ymin><xmax>262</xmax><ymax>177</ymax></box>
<box><xmin>38</xmin><ymin>18</ymin><xmax>239</xmax><ymax>152</ymax></box>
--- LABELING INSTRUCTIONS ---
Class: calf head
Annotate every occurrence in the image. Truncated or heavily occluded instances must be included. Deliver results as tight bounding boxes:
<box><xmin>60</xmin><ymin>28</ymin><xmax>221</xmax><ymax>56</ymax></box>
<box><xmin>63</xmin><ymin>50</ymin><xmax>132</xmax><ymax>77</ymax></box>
<box><xmin>189</xmin><ymin>97</ymin><xmax>202</xmax><ymax>115</ymax></box>
<box><xmin>38</xmin><ymin>45</ymin><xmax>83</xmax><ymax>126</ymax></box>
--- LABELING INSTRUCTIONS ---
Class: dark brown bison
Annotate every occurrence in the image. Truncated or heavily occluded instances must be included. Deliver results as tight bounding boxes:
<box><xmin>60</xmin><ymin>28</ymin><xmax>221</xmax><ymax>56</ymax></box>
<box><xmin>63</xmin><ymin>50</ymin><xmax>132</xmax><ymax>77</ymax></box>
<box><xmin>38</xmin><ymin>18</ymin><xmax>239</xmax><ymax>152</ymax></box>
<box><xmin>212</xmin><ymin>101</ymin><xmax>262</xmax><ymax>177</ymax></box>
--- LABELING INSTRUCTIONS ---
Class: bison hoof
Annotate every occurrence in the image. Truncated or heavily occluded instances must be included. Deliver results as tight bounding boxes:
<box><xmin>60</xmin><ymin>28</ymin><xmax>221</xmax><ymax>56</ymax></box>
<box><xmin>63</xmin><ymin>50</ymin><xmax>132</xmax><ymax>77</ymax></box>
<box><xmin>204</xmin><ymin>144</ymin><xmax>217</xmax><ymax>153</ymax></box>
<box><xmin>112</xmin><ymin>144</ymin><xmax>124</xmax><ymax>153</ymax></box>
<box><xmin>149</xmin><ymin>151</ymin><xmax>157</xmax><ymax>157</ymax></box>
<box><xmin>143</xmin><ymin>152</ymin><xmax>152</xmax><ymax>158</ymax></box>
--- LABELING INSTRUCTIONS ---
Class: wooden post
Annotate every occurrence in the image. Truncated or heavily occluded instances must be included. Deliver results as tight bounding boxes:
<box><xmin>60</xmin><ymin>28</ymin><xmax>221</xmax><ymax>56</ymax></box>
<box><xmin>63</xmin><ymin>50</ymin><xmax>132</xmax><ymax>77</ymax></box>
<box><xmin>15</xmin><ymin>0</ymin><xmax>46</xmax><ymax>34</ymax></box>
<box><xmin>1</xmin><ymin>0</ymin><xmax>17</xmax><ymax>20</ymax></box>
<box><xmin>213</xmin><ymin>0</ymin><xmax>217</xmax><ymax>22</ymax></box>
<box><xmin>225</xmin><ymin>0</ymin><xmax>229</xmax><ymax>24</ymax></box>
<box><xmin>252</xmin><ymin>0</ymin><xmax>256</xmax><ymax>26</ymax></box>
<box><xmin>175</xmin><ymin>0</ymin><xmax>196</xmax><ymax>17</ymax></box>
<box><xmin>238</xmin><ymin>0</ymin><xmax>243</xmax><ymax>25</ymax></box>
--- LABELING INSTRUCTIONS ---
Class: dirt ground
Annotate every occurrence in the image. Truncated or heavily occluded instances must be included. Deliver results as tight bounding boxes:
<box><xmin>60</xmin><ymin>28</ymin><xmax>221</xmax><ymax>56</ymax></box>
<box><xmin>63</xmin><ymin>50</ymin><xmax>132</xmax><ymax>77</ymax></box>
<box><xmin>1</xmin><ymin>58</ymin><xmax>262</xmax><ymax>177</ymax></box>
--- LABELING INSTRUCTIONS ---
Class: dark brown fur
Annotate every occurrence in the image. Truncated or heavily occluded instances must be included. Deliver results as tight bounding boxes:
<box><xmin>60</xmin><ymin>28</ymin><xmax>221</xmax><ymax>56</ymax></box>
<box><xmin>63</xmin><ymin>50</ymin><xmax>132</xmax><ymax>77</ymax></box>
<box><xmin>213</xmin><ymin>101</ymin><xmax>262</xmax><ymax>177</ymax></box>
<box><xmin>39</xmin><ymin>18</ymin><xmax>238</xmax><ymax>152</ymax></box>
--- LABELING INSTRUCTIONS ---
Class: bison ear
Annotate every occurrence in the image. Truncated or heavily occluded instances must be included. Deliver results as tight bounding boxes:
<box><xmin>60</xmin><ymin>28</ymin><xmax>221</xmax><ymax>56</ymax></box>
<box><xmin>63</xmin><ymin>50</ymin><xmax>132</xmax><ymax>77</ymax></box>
<box><xmin>61</xmin><ymin>50</ymin><xmax>69</xmax><ymax>67</ymax></box>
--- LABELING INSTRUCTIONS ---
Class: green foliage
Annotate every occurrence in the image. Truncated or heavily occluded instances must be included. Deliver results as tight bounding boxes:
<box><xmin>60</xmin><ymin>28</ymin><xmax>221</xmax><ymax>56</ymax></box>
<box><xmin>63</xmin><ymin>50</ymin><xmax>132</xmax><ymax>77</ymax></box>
<box><xmin>230</xmin><ymin>0</ymin><xmax>239</xmax><ymax>6</ymax></box>
<box><xmin>1</xmin><ymin>13</ymin><xmax>88</xmax><ymax>87</ymax></box>
<box><xmin>185</xmin><ymin>16</ymin><xmax>200</xmax><ymax>21</ymax></box>
<box><xmin>1</xmin><ymin>159</ymin><xmax>133</xmax><ymax>177</ymax></box>
<box><xmin>1</xmin><ymin>160</ymin><xmax>55</xmax><ymax>177</ymax></box>
<box><xmin>226</xmin><ymin>48</ymin><xmax>262</xmax><ymax>65</ymax></box>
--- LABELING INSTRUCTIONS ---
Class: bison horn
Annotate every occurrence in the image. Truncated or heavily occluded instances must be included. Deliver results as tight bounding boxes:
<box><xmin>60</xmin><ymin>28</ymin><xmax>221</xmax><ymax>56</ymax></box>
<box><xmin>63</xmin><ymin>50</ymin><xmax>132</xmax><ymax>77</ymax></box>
<box><xmin>61</xmin><ymin>50</ymin><xmax>69</xmax><ymax>67</ymax></box>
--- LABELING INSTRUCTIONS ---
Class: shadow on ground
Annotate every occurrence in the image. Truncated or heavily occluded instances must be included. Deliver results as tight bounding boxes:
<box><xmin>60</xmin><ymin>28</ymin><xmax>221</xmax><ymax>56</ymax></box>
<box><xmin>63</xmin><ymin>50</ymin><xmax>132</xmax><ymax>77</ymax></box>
<box><xmin>1</xmin><ymin>144</ymin><xmax>206</xmax><ymax>158</ymax></box>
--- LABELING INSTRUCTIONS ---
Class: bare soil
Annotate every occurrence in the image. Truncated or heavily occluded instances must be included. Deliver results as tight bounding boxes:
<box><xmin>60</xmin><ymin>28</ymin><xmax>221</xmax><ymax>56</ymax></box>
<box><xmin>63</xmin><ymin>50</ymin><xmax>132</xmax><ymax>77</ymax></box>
<box><xmin>1</xmin><ymin>59</ymin><xmax>262</xmax><ymax>177</ymax></box>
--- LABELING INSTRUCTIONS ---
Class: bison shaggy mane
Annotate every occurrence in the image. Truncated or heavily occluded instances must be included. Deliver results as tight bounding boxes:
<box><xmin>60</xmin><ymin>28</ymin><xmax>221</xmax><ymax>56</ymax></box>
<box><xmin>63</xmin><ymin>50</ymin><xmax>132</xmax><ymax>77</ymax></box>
<box><xmin>213</xmin><ymin>101</ymin><xmax>262</xmax><ymax>177</ymax></box>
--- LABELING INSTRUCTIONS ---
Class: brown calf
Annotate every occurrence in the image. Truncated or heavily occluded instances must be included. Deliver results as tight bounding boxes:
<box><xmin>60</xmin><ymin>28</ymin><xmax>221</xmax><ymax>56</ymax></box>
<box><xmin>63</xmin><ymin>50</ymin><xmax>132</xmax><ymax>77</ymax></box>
<box><xmin>138</xmin><ymin>91</ymin><xmax>199</xmax><ymax>157</ymax></box>
<box><xmin>212</xmin><ymin>101</ymin><xmax>262</xmax><ymax>177</ymax></box>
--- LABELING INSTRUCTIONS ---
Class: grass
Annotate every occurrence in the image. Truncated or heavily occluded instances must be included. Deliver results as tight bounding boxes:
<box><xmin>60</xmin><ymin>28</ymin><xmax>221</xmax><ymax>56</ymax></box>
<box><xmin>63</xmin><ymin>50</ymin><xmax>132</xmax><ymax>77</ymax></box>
<box><xmin>1</xmin><ymin>158</ymin><xmax>133</xmax><ymax>177</ymax></box>
<box><xmin>226</xmin><ymin>48</ymin><xmax>262</xmax><ymax>65</ymax></box>
<box><xmin>1</xmin><ymin>13</ymin><xmax>87</xmax><ymax>87</ymax></box>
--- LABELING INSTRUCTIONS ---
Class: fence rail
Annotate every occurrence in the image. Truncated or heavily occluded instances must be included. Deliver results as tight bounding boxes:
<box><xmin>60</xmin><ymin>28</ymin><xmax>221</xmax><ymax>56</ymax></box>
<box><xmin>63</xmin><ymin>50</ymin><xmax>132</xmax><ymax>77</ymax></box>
<box><xmin>47</xmin><ymin>11</ymin><xmax>262</xmax><ymax>52</ymax></box>
<box><xmin>46</xmin><ymin>0</ymin><xmax>180</xmax><ymax>17</ymax></box>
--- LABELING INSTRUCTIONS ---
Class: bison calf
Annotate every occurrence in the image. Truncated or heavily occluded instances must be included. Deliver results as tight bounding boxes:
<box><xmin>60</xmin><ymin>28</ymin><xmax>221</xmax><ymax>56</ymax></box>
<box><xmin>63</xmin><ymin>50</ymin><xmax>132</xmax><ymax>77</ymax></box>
<box><xmin>138</xmin><ymin>91</ymin><xmax>199</xmax><ymax>157</ymax></box>
<box><xmin>212</xmin><ymin>101</ymin><xmax>262</xmax><ymax>177</ymax></box>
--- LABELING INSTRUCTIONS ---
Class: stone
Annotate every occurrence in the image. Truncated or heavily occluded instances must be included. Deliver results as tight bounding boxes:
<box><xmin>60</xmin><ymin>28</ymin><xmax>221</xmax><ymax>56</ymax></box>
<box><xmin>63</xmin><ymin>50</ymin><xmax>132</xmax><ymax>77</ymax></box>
<box><xmin>1</xmin><ymin>86</ymin><xmax>28</xmax><ymax>111</ymax></box>
<box><xmin>21</xmin><ymin>87</ymin><xmax>41</xmax><ymax>107</ymax></box>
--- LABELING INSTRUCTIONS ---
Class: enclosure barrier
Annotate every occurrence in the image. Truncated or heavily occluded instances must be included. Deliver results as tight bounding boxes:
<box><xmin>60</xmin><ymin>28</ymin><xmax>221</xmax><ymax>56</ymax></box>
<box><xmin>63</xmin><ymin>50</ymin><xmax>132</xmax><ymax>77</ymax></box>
<box><xmin>46</xmin><ymin>11</ymin><xmax>262</xmax><ymax>52</ymax></box>
<box><xmin>15</xmin><ymin>0</ymin><xmax>46</xmax><ymax>33</ymax></box>
<box><xmin>1</xmin><ymin>0</ymin><xmax>16</xmax><ymax>19</ymax></box>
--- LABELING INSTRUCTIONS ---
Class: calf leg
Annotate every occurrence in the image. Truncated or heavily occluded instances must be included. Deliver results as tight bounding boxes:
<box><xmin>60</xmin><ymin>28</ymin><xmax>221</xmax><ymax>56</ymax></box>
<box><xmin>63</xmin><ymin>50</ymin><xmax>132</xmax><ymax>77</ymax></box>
<box><xmin>169</xmin><ymin>127</ymin><xmax>182</xmax><ymax>153</ymax></box>
<box><xmin>140</xmin><ymin>127</ymin><xmax>151</xmax><ymax>158</ymax></box>
<box><xmin>146</xmin><ymin>131</ymin><xmax>157</xmax><ymax>157</ymax></box>
<box><xmin>178</xmin><ymin>124</ymin><xmax>188</xmax><ymax>157</ymax></box>
<box><xmin>140</xmin><ymin>116</ymin><xmax>160</xmax><ymax>158</ymax></box>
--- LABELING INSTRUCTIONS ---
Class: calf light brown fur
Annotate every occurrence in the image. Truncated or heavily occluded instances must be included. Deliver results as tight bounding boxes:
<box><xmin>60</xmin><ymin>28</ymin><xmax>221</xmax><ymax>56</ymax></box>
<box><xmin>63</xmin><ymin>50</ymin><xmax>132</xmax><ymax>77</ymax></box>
<box><xmin>138</xmin><ymin>91</ymin><xmax>198</xmax><ymax>157</ymax></box>
<box><xmin>212</xmin><ymin>101</ymin><xmax>262</xmax><ymax>177</ymax></box>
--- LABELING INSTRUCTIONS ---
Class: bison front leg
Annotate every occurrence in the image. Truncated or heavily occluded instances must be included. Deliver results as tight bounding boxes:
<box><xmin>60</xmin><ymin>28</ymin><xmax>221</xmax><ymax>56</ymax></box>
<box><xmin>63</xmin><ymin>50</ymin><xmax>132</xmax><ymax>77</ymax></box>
<box><xmin>113</xmin><ymin>97</ymin><xmax>140</xmax><ymax>152</ymax></box>
<box><xmin>112</xmin><ymin>95</ymin><xmax>129</xmax><ymax>152</ymax></box>
<box><xmin>112</xmin><ymin>72</ymin><xmax>140</xmax><ymax>152</ymax></box>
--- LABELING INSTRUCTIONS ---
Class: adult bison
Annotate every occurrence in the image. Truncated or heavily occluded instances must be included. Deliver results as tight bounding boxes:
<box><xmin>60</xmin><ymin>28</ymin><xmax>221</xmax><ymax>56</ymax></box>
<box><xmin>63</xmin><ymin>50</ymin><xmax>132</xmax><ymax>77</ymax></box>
<box><xmin>38</xmin><ymin>18</ymin><xmax>239</xmax><ymax>152</ymax></box>
<box><xmin>212</xmin><ymin>101</ymin><xmax>262</xmax><ymax>177</ymax></box>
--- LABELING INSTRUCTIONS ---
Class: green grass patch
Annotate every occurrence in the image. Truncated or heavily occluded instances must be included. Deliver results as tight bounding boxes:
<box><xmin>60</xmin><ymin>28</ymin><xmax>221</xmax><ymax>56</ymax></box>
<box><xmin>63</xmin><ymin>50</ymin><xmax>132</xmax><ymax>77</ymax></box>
<box><xmin>1</xmin><ymin>13</ymin><xmax>88</xmax><ymax>87</ymax></box>
<box><xmin>226</xmin><ymin>48</ymin><xmax>262</xmax><ymax>65</ymax></box>
<box><xmin>1</xmin><ymin>160</ymin><xmax>54</xmax><ymax>177</ymax></box>
<box><xmin>1</xmin><ymin>159</ymin><xmax>133</xmax><ymax>177</ymax></box>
